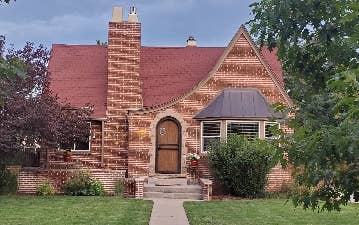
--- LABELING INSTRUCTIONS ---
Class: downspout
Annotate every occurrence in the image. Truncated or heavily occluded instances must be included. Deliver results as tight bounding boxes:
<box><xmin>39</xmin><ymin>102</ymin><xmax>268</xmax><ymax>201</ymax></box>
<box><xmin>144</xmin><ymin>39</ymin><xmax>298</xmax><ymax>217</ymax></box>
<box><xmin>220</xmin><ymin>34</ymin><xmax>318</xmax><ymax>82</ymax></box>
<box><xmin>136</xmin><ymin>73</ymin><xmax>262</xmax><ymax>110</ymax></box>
<box><xmin>101</xmin><ymin>120</ymin><xmax>105</xmax><ymax>167</ymax></box>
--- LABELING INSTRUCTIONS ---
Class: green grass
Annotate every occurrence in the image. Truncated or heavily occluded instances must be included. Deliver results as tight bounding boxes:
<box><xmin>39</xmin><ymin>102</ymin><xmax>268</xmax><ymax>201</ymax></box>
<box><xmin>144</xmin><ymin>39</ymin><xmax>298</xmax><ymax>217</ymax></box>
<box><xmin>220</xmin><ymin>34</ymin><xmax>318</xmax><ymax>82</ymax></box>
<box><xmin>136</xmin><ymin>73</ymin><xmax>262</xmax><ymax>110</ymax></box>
<box><xmin>184</xmin><ymin>199</ymin><xmax>359</xmax><ymax>225</ymax></box>
<box><xmin>0</xmin><ymin>196</ymin><xmax>153</xmax><ymax>225</ymax></box>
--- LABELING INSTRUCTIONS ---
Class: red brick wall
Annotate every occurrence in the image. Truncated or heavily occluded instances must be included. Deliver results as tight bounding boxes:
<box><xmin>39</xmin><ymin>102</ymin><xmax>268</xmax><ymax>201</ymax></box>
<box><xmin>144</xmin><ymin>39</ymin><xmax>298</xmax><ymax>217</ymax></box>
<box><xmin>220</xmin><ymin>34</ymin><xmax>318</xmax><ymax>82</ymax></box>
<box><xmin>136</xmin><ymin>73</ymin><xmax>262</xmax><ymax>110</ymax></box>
<box><xmin>40</xmin><ymin>27</ymin><xmax>292</xmax><ymax>193</ymax></box>
<box><xmin>125</xmin><ymin>32</ymin><xmax>293</xmax><ymax>192</ymax></box>
<box><xmin>104</xmin><ymin>21</ymin><xmax>142</xmax><ymax>170</ymax></box>
<box><xmin>18</xmin><ymin>168</ymin><xmax>126</xmax><ymax>194</ymax></box>
<box><xmin>46</xmin><ymin>121</ymin><xmax>103</xmax><ymax>169</ymax></box>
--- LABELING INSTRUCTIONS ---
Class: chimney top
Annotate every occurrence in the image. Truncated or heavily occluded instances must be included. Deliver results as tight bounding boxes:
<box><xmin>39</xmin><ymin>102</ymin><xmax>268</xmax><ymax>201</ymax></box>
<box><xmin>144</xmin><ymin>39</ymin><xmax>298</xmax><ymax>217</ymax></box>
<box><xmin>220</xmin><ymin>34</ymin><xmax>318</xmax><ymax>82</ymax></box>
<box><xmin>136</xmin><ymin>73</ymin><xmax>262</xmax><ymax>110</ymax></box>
<box><xmin>187</xmin><ymin>36</ymin><xmax>197</xmax><ymax>47</ymax></box>
<box><xmin>111</xmin><ymin>6</ymin><xmax>123</xmax><ymax>22</ymax></box>
<box><xmin>128</xmin><ymin>6</ymin><xmax>139</xmax><ymax>22</ymax></box>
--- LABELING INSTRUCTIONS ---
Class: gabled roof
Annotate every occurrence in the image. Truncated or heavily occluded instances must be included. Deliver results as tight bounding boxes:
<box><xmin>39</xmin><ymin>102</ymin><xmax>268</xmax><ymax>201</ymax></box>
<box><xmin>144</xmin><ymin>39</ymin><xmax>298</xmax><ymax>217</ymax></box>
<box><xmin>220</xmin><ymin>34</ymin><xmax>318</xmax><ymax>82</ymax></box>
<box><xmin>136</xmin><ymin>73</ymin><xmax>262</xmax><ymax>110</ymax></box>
<box><xmin>194</xmin><ymin>88</ymin><xmax>281</xmax><ymax>119</ymax></box>
<box><xmin>48</xmin><ymin>26</ymin><xmax>288</xmax><ymax>118</ymax></box>
<box><xmin>137</xmin><ymin>26</ymin><xmax>292</xmax><ymax>114</ymax></box>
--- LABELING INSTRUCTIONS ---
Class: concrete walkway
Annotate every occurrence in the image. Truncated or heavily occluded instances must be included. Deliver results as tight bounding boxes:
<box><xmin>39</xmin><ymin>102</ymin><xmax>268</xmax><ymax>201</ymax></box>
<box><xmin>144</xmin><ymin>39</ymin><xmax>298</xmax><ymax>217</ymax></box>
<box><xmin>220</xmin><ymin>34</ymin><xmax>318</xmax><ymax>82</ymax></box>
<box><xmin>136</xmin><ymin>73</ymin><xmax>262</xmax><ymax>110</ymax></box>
<box><xmin>149</xmin><ymin>199</ymin><xmax>190</xmax><ymax>225</ymax></box>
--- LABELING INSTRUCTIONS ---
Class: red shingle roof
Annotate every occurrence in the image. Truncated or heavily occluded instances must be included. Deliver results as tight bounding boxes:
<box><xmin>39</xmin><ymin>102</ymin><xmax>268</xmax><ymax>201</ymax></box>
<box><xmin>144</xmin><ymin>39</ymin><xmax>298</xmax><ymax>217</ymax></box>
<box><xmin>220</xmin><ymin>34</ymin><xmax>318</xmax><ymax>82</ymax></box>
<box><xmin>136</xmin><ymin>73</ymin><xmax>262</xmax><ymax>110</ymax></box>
<box><xmin>48</xmin><ymin>45</ymin><xmax>284</xmax><ymax>118</ymax></box>
<box><xmin>141</xmin><ymin>47</ymin><xmax>224</xmax><ymax>107</ymax></box>
<box><xmin>48</xmin><ymin>45</ymin><xmax>108</xmax><ymax>118</ymax></box>
<box><xmin>261</xmin><ymin>47</ymin><xmax>284</xmax><ymax>86</ymax></box>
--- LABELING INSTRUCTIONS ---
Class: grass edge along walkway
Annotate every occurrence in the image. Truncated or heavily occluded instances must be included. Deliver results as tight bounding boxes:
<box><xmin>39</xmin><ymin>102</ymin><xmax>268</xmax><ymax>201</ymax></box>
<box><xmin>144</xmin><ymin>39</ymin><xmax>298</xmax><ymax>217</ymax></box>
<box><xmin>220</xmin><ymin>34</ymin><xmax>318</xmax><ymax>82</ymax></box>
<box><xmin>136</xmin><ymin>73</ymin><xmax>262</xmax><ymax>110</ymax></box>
<box><xmin>0</xmin><ymin>196</ymin><xmax>153</xmax><ymax>225</ymax></box>
<box><xmin>184</xmin><ymin>199</ymin><xmax>359</xmax><ymax>225</ymax></box>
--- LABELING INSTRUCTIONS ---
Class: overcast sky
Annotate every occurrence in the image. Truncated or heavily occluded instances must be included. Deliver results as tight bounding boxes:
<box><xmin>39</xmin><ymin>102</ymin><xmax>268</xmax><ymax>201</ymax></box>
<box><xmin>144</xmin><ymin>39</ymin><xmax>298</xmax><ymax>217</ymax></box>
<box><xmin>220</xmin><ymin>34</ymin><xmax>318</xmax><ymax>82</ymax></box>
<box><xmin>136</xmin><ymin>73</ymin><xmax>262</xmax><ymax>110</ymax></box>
<box><xmin>0</xmin><ymin>0</ymin><xmax>256</xmax><ymax>49</ymax></box>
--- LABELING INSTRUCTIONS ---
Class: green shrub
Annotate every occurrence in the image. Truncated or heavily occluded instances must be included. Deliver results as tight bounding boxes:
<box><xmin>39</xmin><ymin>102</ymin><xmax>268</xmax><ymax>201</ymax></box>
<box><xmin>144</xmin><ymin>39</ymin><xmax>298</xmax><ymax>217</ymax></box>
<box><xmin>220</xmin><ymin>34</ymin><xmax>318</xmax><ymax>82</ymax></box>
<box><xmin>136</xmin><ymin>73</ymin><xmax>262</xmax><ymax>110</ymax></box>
<box><xmin>208</xmin><ymin>135</ymin><xmax>276</xmax><ymax>198</ymax></box>
<box><xmin>36</xmin><ymin>180</ymin><xmax>55</xmax><ymax>196</ymax></box>
<box><xmin>63</xmin><ymin>170</ymin><xmax>105</xmax><ymax>196</ymax></box>
<box><xmin>0</xmin><ymin>164</ymin><xmax>18</xmax><ymax>195</ymax></box>
<box><xmin>114</xmin><ymin>179</ymin><xmax>124</xmax><ymax>197</ymax></box>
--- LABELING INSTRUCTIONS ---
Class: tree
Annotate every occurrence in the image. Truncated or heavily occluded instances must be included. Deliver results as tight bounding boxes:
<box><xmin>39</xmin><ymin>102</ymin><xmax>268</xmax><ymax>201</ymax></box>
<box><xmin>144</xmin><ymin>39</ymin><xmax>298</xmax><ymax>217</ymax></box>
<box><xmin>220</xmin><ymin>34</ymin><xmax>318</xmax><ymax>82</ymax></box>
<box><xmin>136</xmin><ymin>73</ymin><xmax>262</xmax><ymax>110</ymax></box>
<box><xmin>0</xmin><ymin>36</ymin><xmax>91</xmax><ymax>165</ymax></box>
<box><xmin>0</xmin><ymin>0</ymin><xmax>15</xmax><ymax>4</ymax></box>
<box><xmin>248</xmin><ymin>0</ymin><xmax>359</xmax><ymax>211</ymax></box>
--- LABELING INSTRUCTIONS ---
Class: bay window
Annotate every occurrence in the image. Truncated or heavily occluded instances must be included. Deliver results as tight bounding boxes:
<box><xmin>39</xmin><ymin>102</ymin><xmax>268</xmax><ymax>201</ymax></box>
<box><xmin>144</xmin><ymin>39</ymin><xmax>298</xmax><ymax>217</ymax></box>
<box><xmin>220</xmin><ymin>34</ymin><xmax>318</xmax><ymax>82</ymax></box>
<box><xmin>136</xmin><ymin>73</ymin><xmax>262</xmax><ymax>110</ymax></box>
<box><xmin>227</xmin><ymin>121</ymin><xmax>259</xmax><ymax>140</ymax></box>
<box><xmin>201</xmin><ymin>121</ymin><xmax>221</xmax><ymax>152</ymax></box>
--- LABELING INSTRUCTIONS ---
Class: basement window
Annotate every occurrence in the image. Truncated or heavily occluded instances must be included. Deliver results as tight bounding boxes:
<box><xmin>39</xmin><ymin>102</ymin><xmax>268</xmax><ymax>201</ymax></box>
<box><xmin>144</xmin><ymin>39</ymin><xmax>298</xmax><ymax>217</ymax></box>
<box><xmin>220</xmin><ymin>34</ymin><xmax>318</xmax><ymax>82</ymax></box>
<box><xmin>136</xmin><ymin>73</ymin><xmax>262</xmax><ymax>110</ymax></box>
<box><xmin>227</xmin><ymin>121</ymin><xmax>259</xmax><ymax>140</ymax></box>
<box><xmin>201</xmin><ymin>121</ymin><xmax>221</xmax><ymax>152</ymax></box>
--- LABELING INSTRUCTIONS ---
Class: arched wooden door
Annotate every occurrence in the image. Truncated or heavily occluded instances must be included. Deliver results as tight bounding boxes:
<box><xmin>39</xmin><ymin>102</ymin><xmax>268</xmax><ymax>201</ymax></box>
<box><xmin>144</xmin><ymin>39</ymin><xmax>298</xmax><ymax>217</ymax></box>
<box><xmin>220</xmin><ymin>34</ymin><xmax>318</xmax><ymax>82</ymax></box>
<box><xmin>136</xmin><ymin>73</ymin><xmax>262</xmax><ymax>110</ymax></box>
<box><xmin>155</xmin><ymin>117</ymin><xmax>181</xmax><ymax>174</ymax></box>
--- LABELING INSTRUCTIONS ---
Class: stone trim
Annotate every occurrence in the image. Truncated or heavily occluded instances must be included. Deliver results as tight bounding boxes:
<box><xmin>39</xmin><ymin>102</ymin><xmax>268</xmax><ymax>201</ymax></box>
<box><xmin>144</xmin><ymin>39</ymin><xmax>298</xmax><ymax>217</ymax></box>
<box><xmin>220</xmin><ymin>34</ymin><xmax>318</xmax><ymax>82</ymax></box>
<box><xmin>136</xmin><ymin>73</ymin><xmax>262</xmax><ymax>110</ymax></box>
<box><xmin>149</xmin><ymin>109</ymin><xmax>188</xmax><ymax>175</ymax></box>
<box><xmin>199</xmin><ymin>178</ymin><xmax>213</xmax><ymax>200</ymax></box>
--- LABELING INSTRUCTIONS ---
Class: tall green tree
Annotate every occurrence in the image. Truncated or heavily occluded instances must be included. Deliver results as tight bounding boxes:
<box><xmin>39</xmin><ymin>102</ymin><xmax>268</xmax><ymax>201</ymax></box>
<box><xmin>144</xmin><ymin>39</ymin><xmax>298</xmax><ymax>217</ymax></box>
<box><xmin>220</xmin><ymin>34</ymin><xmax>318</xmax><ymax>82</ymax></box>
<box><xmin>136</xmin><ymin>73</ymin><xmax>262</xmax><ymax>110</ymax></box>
<box><xmin>0</xmin><ymin>0</ymin><xmax>14</xmax><ymax>4</ymax></box>
<box><xmin>0</xmin><ymin>36</ymin><xmax>91</xmax><ymax>165</ymax></box>
<box><xmin>248</xmin><ymin>0</ymin><xmax>358</xmax><ymax>211</ymax></box>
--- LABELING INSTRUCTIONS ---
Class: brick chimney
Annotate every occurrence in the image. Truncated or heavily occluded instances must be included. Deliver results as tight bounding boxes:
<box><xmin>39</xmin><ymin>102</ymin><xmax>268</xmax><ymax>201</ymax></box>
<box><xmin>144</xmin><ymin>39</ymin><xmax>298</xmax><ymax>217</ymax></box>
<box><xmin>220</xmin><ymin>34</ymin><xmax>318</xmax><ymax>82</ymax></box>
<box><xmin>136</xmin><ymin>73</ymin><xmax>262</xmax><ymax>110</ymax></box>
<box><xmin>107</xmin><ymin>6</ymin><xmax>142</xmax><ymax>111</ymax></box>
<box><xmin>105</xmin><ymin>6</ymin><xmax>142</xmax><ymax>170</ymax></box>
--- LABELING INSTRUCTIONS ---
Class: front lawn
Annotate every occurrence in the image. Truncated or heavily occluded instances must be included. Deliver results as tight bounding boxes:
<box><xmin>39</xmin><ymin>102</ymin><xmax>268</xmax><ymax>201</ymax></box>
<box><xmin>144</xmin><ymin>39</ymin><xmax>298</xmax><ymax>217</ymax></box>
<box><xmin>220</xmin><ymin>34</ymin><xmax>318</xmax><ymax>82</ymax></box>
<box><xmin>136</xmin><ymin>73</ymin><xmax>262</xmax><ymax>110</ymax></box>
<box><xmin>0</xmin><ymin>196</ymin><xmax>153</xmax><ymax>225</ymax></box>
<box><xmin>184</xmin><ymin>199</ymin><xmax>359</xmax><ymax>225</ymax></box>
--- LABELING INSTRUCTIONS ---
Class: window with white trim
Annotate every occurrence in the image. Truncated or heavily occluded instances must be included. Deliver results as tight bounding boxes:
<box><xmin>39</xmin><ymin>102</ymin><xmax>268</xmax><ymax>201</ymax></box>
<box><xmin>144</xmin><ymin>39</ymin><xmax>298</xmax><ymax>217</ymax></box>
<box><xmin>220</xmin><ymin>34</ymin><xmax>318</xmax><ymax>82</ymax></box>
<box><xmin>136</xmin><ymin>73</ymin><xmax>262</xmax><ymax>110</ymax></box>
<box><xmin>202</xmin><ymin>121</ymin><xmax>221</xmax><ymax>152</ymax></box>
<box><xmin>227</xmin><ymin>121</ymin><xmax>259</xmax><ymax>140</ymax></box>
<box><xmin>265</xmin><ymin>122</ymin><xmax>279</xmax><ymax>140</ymax></box>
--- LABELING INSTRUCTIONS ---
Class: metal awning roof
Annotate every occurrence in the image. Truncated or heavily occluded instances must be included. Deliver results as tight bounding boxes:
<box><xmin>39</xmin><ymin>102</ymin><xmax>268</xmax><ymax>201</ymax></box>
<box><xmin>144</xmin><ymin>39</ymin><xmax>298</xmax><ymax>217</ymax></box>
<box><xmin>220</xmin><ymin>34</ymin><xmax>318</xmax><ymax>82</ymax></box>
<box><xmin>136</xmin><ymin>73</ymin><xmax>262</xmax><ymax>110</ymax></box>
<box><xmin>194</xmin><ymin>88</ymin><xmax>281</xmax><ymax>119</ymax></box>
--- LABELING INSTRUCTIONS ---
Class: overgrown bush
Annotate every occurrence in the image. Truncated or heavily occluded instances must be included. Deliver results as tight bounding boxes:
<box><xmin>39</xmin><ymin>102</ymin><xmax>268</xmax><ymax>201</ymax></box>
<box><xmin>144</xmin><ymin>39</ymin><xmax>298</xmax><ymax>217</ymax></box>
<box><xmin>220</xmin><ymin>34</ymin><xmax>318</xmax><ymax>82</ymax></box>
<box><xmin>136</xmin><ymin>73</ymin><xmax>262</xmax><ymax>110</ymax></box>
<box><xmin>114</xmin><ymin>179</ymin><xmax>124</xmax><ymax>197</ymax></box>
<box><xmin>0</xmin><ymin>164</ymin><xmax>18</xmax><ymax>195</ymax></box>
<box><xmin>63</xmin><ymin>171</ymin><xmax>104</xmax><ymax>196</ymax></box>
<box><xmin>208</xmin><ymin>135</ymin><xmax>276</xmax><ymax>198</ymax></box>
<box><xmin>36</xmin><ymin>180</ymin><xmax>55</xmax><ymax>196</ymax></box>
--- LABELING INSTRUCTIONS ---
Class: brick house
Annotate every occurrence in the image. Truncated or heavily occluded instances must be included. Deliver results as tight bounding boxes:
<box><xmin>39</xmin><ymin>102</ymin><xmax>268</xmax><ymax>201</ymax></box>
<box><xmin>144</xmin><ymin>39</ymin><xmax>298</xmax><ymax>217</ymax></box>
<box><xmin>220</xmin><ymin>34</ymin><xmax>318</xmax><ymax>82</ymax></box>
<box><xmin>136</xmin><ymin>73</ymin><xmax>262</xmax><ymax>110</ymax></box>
<box><xmin>18</xmin><ymin>6</ymin><xmax>293</xmax><ymax>198</ymax></box>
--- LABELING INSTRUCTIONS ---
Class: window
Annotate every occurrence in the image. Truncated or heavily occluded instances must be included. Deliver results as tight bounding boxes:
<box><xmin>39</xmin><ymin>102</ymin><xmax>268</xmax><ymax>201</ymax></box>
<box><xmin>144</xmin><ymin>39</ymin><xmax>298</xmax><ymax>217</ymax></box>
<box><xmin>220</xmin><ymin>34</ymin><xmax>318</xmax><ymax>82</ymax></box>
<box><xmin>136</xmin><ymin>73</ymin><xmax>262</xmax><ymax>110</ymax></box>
<box><xmin>59</xmin><ymin>122</ymin><xmax>91</xmax><ymax>151</ymax></box>
<box><xmin>201</xmin><ymin>121</ymin><xmax>221</xmax><ymax>152</ymax></box>
<box><xmin>227</xmin><ymin>121</ymin><xmax>259</xmax><ymax>140</ymax></box>
<box><xmin>265</xmin><ymin>122</ymin><xmax>279</xmax><ymax>140</ymax></box>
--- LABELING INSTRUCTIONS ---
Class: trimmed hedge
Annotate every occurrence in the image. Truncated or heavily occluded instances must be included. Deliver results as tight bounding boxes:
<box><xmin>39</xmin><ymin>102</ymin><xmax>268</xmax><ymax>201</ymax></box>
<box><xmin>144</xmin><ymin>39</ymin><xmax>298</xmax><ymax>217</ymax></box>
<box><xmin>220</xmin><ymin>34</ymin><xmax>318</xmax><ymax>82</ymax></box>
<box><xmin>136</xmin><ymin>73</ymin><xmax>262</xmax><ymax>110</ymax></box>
<box><xmin>208</xmin><ymin>135</ymin><xmax>276</xmax><ymax>198</ymax></box>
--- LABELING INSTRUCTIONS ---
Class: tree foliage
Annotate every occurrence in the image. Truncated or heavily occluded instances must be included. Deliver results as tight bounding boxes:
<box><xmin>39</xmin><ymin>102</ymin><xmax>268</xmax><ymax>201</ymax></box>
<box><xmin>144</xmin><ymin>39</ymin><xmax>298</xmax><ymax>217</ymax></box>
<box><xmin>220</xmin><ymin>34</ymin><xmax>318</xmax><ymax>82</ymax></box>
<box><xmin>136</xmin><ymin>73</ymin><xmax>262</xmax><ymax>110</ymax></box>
<box><xmin>0</xmin><ymin>36</ymin><xmax>91</xmax><ymax>156</ymax></box>
<box><xmin>0</xmin><ymin>0</ymin><xmax>14</xmax><ymax>5</ymax></box>
<box><xmin>248</xmin><ymin>0</ymin><xmax>359</xmax><ymax>211</ymax></box>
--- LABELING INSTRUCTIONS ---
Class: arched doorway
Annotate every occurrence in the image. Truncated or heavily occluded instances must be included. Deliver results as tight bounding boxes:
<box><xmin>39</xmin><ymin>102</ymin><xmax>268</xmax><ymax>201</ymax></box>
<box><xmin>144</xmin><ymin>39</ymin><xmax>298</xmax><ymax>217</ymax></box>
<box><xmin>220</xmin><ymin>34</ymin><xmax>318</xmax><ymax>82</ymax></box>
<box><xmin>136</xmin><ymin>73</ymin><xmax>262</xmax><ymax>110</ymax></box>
<box><xmin>155</xmin><ymin>117</ymin><xmax>181</xmax><ymax>174</ymax></box>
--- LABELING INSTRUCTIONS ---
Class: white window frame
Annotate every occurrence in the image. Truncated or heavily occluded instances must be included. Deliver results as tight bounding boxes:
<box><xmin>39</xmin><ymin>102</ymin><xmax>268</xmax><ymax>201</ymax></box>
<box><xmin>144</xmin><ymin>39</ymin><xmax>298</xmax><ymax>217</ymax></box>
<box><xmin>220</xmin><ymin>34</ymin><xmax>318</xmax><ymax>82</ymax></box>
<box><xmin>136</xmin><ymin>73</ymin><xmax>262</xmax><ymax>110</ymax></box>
<box><xmin>265</xmin><ymin>121</ymin><xmax>280</xmax><ymax>140</ymax></box>
<box><xmin>201</xmin><ymin>121</ymin><xmax>221</xmax><ymax>153</ymax></box>
<box><xmin>226</xmin><ymin>120</ymin><xmax>260</xmax><ymax>140</ymax></box>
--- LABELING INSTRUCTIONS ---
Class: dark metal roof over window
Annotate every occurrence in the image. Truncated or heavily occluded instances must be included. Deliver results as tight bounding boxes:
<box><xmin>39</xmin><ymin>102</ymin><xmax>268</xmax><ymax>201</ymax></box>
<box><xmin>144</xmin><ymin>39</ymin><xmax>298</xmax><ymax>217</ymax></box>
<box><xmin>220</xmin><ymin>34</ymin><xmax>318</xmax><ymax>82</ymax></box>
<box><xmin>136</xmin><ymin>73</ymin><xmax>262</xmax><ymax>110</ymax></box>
<box><xmin>194</xmin><ymin>88</ymin><xmax>281</xmax><ymax>119</ymax></box>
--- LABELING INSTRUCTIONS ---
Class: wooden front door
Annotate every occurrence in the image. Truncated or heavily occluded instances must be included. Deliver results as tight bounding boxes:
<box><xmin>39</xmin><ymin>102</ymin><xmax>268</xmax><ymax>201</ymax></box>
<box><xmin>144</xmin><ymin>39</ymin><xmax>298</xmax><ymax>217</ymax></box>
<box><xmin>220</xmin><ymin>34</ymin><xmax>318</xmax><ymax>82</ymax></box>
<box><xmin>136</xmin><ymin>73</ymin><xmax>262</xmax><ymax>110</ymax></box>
<box><xmin>156</xmin><ymin>117</ymin><xmax>181</xmax><ymax>173</ymax></box>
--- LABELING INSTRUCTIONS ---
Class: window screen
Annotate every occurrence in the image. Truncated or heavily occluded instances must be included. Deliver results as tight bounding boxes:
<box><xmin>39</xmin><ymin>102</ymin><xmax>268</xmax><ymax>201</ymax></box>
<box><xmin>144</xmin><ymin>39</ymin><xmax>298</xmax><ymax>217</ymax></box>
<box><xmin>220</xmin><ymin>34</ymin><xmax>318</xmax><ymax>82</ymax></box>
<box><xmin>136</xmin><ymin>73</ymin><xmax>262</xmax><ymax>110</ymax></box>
<box><xmin>202</xmin><ymin>122</ymin><xmax>221</xmax><ymax>151</ymax></box>
<box><xmin>227</xmin><ymin>121</ymin><xmax>259</xmax><ymax>140</ymax></box>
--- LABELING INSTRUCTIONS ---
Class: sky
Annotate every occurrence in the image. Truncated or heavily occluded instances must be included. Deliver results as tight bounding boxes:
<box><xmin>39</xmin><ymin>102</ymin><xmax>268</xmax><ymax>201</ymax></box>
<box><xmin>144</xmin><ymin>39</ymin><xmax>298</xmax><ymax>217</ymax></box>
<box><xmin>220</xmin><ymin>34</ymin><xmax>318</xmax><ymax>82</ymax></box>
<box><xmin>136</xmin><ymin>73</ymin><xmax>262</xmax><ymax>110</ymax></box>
<box><xmin>0</xmin><ymin>0</ymin><xmax>256</xmax><ymax>49</ymax></box>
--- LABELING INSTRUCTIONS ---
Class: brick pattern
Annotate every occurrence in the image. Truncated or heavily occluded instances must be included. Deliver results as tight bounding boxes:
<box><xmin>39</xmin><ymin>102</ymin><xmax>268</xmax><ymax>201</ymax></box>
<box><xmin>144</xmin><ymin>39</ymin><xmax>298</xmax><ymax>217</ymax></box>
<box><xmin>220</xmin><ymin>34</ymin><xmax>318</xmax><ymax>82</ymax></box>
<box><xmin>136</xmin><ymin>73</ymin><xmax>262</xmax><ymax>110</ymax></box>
<box><xmin>27</xmin><ymin>26</ymin><xmax>294</xmax><ymax>196</ymax></box>
<box><xmin>104</xmin><ymin>21</ymin><xmax>142</xmax><ymax>170</ymax></box>
<box><xmin>134</xmin><ymin>177</ymin><xmax>145</xmax><ymax>199</ymax></box>
<box><xmin>199</xmin><ymin>178</ymin><xmax>213</xmax><ymax>200</ymax></box>
<box><xmin>46</xmin><ymin>121</ymin><xmax>103</xmax><ymax>169</ymax></box>
<box><xmin>18</xmin><ymin>168</ymin><xmax>126</xmax><ymax>194</ymax></box>
<box><xmin>125</xmin><ymin>32</ymin><xmax>293</xmax><ymax>194</ymax></box>
<box><xmin>266</xmin><ymin>165</ymin><xmax>293</xmax><ymax>192</ymax></box>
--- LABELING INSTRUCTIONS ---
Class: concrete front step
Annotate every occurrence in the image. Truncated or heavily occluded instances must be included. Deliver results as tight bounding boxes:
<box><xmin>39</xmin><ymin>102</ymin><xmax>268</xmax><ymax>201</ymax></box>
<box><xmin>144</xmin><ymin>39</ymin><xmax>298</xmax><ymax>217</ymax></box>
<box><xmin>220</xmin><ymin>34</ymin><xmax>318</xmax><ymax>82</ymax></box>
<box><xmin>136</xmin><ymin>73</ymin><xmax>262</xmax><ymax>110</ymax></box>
<box><xmin>144</xmin><ymin>177</ymin><xmax>202</xmax><ymax>199</ymax></box>
<box><xmin>144</xmin><ymin>185</ymin><xmax>202</xmax><ymax>194</ymax></box>
<box><xmin>147</xmin><ymin>178</ymin><xmax>189</xmax><ymax>186</ymax></box>
<box><xmin>144</xmin><ymin>192</ymin><xmax>202</xmax><ymax>200</ymax></box>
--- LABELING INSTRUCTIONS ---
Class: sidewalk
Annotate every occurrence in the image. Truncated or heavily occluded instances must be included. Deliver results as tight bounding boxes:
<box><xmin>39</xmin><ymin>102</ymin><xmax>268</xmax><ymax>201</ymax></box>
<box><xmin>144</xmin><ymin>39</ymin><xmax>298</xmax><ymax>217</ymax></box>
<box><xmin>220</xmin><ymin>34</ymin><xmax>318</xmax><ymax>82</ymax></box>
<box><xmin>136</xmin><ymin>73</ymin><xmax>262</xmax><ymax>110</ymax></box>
<box><xmin>149</xmin><ymin>199</ymin><xmax>190</xmax><ymax>225</ymax></box>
